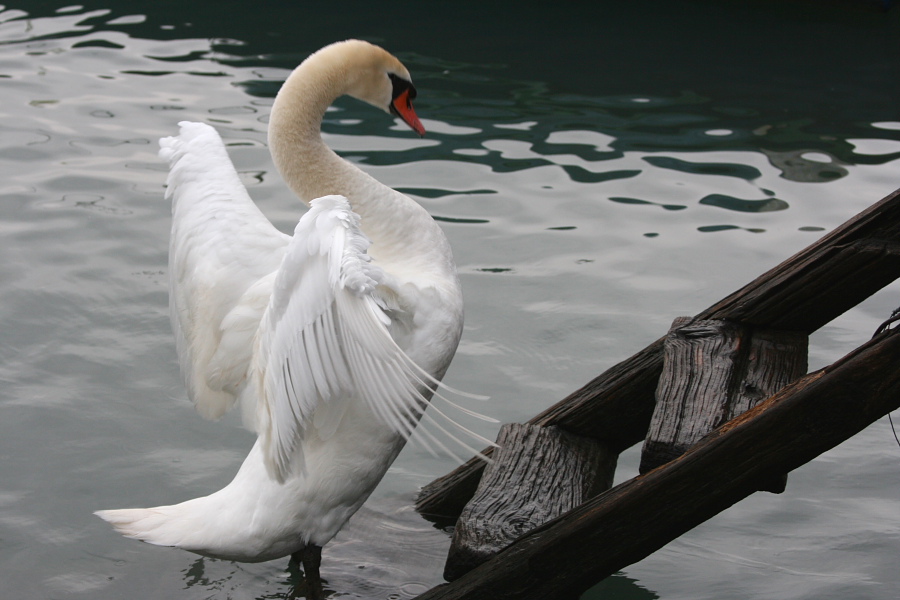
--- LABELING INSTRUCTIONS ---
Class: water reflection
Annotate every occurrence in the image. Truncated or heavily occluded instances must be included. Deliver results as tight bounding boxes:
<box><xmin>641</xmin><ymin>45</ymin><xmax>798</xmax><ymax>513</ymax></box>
<box><xmin>643</xmin><ymin>156</ymin><xmax>762</xmax><ymax>181</ymax></box>
<box><xmin>582</xmin><ymin>573</ymin><xmax>660</xmax><ymax>600</ymax></box>
<box><xmin>698</xmin><ymin>194</ymin><xmax>789</xmax><ymax>213</ymax></box>
<box><xmin>763</xmin><ymin>149</ymin><xmax>850</xmax><ymax>182</ymax></box>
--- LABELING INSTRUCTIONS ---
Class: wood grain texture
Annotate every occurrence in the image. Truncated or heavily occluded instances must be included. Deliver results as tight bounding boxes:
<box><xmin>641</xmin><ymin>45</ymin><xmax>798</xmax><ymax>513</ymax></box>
<box><xmin>413</xmin><ymin>328</ymin><xmax>900</xmax><ymax>600</ymax></box>
<box><xmin>727</xmin><ymin>327</ymin><xmax>808</xmax><ymax>420</ymax></box>
<box><xmin>640</xmin><ymin>318</ymin><xmax>807</xmax><ymax>475</ymax></box>
<box><xmin>641</xmin><ymin>318</ymin><xmax>742</xmax><ymax>470</ymax></box>
<box><xmin>444</xmin><ymin>424</ymin><xmax>615</xmax><ymax>581</ymax></box>
<box><xmin>416</xmin><ymin>187</ymin><xmax>900</xmax><ymax>520</ymax></box>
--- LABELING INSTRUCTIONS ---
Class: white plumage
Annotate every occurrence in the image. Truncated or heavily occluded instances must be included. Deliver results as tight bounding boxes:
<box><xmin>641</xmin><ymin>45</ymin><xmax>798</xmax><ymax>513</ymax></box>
<box><xmin>96</xmin><ymin>40</ymin><xmax>493</xmax><ymax>585</ymax></box>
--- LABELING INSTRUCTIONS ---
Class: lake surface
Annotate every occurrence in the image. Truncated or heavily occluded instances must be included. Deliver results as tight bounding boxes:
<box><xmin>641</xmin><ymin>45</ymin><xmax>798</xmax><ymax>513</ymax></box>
<box><xmin>1</xmin><ymin>2</ymin><xmax>899</xmax><ymax>599</ymax></box>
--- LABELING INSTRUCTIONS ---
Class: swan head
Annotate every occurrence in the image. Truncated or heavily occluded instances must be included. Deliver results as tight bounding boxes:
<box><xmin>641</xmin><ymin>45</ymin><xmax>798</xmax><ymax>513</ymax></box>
<box><xmin>268</xmin><ymin>40</ymin><xmax>427</xmax><ymax>203</ymax></box>
<box><xmin>300</xmin><ymin>39</ymin><xmax>426</xmax><ymax>136</ymax></box>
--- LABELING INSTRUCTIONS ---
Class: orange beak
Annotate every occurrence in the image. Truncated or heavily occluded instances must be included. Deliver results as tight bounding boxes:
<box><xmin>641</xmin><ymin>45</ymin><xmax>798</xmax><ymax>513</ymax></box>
<box><xmin>390</xmin><ymin>89</ymin><xmax>426</xmax><ymax>136</ymax></box>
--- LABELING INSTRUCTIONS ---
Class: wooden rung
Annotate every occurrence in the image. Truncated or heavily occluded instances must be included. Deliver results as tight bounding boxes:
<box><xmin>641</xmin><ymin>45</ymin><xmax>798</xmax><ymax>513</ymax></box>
<box><xmin>640</xmin><ymin>317</ymin><xmax>807</xmax><ymax>493</ymax></box>
<box><xmin>443</xmin><ymin>423</ymin><xmax>616</xmax><ymax>581</ymax></box>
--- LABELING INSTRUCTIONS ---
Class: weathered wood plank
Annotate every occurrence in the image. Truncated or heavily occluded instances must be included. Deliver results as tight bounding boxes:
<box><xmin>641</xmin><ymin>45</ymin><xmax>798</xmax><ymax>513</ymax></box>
<box><xmin>640</xmin><ymin>318</ymin><xmax>808</xmax><ymax>479</ymax></box>
<box><xmin>413</xmin><ymin>327</ymin><xmax>900</xmax><ymax>600</ymax></box>
<box><xmin>444</xmin><ymin>424</ymin><xmax>615</xmax><ymax>581</ymax></box>
<box><xmin>416</xmin><ymin>187</ymin><xmax>900</xmax><ymax>520</ymax></box>
<box><xmin>728</xmin><ymin>326</ymin><xmax>808</xmax><ymax>420</ymax></box>
<box><xmin>640</xmin><ymin>318</ymin><xmax>743</xmax><ymax>471</ymax></box>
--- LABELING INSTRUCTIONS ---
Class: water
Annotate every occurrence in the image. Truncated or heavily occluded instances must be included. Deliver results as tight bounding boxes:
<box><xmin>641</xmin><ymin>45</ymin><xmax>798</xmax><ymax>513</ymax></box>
<box><xmin>1</xmin><ymin>2</ymin><xmax>899</xmax><ymax>599</ymax></box>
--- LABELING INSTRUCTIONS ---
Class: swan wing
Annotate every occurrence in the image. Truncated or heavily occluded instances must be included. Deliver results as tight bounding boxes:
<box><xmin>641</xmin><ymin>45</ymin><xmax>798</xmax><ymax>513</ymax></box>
<box><xmin>256</xmin><ymin>195</ymin><xmax>486</xmax><ymax>482</ymax></box>
<box><xmin>161</xmin><ymin>121</ymin><xmax>290</xmax><ymax>420</ymax></box>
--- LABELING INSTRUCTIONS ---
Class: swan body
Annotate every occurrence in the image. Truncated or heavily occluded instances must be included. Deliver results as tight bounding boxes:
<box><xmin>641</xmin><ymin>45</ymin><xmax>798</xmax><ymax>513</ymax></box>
<box><xmin>96</xmin><ymin>40</ymin><xmax>489</xmax><ymax>570</ymax></box>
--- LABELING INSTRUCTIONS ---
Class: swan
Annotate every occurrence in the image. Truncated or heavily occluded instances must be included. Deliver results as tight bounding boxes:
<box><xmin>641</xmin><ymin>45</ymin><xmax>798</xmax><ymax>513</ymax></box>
<box><xmin>95</xmin><ymin>40</ymin><xmax>492</xmax><ymax>599</ymax></box>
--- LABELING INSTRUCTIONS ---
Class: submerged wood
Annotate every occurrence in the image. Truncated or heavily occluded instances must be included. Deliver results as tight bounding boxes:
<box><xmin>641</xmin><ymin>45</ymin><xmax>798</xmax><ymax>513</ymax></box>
<box><xmin>444</xmin><ymin>424</ymin><xmax>615</xmax><ymax>581</ymax></box>
<box><xmin>413</xmin><ymin>327</ymin><xmax>900</xmax><ymax>600</ymax></box>
<box><xmin>416</xmin><ymin>187</ymin><xmax>900</xmax><ymax>520</ymax></box>
<box><xmin>640</xmin><ymin>317</ymin><xmax>808</xmax><ymax>483</ymax></box>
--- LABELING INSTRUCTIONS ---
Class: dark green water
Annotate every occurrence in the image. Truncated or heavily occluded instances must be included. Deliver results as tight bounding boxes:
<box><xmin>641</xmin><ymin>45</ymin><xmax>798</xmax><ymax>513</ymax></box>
<box><xmin>1</xmin><ymin>1</ymin><xmax>899</xmax><ymax>599</ymax></box>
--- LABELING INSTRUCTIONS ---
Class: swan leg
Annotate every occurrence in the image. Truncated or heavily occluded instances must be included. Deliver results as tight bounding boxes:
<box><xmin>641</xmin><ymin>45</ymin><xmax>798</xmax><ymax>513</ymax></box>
<box><xmin>290</xmin><ymin>544</ymin><xmax>324</xmax><ymax>600</ymax></box>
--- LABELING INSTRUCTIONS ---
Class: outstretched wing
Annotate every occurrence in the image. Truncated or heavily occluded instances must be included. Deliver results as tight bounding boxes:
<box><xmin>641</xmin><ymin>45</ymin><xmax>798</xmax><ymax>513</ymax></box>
<box><xmin>160</xmin><ymin>121</ymin><xmax>290</xmax><ymax>420</ymax></box>
<box><xmin>254</xmin><ymin>195</ymin><xmax>494</xmax><ymax>482</ymax></box>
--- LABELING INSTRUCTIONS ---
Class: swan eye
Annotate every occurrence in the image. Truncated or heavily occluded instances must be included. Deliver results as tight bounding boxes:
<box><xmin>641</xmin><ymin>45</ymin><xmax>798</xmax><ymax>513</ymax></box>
<box><xmin>388</xmin><ymin>73</ymin><xmax>417</xmax><ymax>102</ymax></box>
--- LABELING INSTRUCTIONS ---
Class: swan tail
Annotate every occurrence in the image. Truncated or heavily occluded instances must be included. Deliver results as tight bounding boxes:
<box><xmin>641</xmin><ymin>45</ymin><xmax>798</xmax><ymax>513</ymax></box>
<box><xmin>94</xmin><ymin>506</ymin><xmax>189</xmax><ymax>548</ymax></box>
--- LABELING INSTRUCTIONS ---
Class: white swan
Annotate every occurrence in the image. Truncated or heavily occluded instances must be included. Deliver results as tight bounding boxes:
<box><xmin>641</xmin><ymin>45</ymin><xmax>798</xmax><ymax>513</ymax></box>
<box><xmin>95</xmin><ymin>40</ymin><xmax>492</xmax><ymax>598</ymax></box>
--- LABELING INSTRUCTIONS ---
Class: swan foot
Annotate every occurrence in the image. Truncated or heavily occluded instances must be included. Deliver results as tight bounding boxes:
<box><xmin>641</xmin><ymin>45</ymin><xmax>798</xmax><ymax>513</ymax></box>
<box><xmin>290</xmin><ymin>544</ymin><xmax>324</xmax><ymax>600</ymax></box>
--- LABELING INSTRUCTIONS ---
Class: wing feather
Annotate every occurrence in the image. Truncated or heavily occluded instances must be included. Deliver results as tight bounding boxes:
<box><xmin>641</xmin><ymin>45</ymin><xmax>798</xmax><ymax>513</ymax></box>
<box><xmin>160</xmin><ymin>121</ymin><xmax>289</xmax><ymax>420</ymax></box>
<box><xmin>256</xmin><ymin>195</ymin><xmax>494</xmax><ymax>482</ymax></box>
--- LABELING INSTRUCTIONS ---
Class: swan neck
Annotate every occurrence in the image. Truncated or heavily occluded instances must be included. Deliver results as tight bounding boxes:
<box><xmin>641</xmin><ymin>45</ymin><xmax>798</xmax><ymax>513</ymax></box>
<box><xmin>268</xmin><ymin>59</ymin><xmax>334</xmax><ymax>197</ymax></box>
<box><xmin>265</xmin><ymin>44</ymin><xmax>455</xmax><ymax>276</ymax></box>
